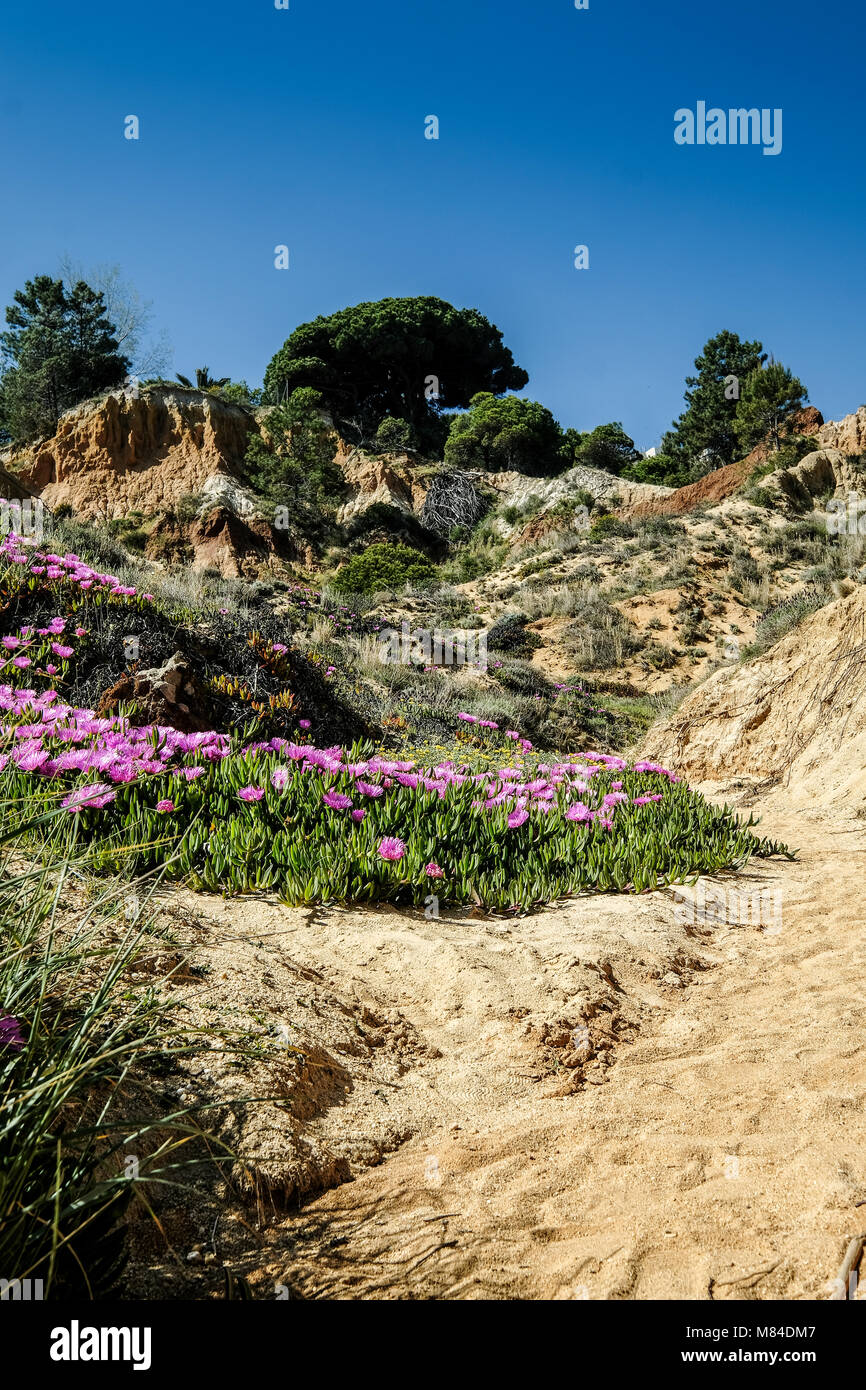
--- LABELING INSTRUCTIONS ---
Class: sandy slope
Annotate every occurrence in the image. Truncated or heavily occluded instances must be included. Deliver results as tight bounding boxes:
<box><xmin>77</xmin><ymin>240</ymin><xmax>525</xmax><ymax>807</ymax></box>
<box><xmin>151</xmin><ymin>796</ymin><xmax>864</xmax><ymax>1301</ymax></box>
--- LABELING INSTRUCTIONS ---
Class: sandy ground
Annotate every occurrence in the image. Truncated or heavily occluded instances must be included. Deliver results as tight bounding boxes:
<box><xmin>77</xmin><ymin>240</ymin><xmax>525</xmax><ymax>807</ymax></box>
<box><xmin>133</xmin><ymin>794</ymin><xmax>865</xmax><ymax>1301</ymax></box>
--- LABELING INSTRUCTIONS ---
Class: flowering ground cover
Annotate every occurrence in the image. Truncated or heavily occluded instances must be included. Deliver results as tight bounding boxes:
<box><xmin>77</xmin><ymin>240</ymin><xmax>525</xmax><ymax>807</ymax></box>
<box><xmin>1</xmin><ymin>532</ymin><xmax>793</xmax><ymax>911</ymax></box>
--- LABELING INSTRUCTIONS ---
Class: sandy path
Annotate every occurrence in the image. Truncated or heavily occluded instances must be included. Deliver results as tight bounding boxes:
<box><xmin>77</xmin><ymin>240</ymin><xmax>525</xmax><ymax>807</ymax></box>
<box><xmin>226</xmin><ymin>802</ymin><xmax>864</xmax><ymax>1301</ymax></box>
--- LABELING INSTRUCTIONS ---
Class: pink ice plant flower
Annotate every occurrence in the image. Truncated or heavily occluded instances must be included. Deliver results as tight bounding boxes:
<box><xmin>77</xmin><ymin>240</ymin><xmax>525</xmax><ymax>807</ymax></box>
<box><xmin>378</xmin><ymin>837</ymin><xmax>406</xmax><ymax>861</ymax></box>
<box><xmin>238</xmin><ymin>786</ymin><xmax>264</xmax><ymax>802</ymax></box>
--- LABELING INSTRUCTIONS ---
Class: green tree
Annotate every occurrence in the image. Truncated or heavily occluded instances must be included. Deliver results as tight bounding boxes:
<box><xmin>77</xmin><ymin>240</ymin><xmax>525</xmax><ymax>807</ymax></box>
<box><xmin>662</xmin><ymin>330</ymin><xmax>766</xmax><ymax>470</ymax></box>
<box><xmin>175</xmin><ymin>366</ymin><xmax>230</xmax><ymax>390</ymax></box>
<box><xmin>620</xmin><ymin>452</ymin><xmax>689</xmax><ymax>487</ymax></box>
<box><xmin>734</xmin><ymin>361</ymin><xmax>808</xmax><ymax>453</ymax></box>
<box><xmin>245</xmin><ymin>387</ymin><xmax>342</xmax><ymax>507</ymax></box>
<box><xmin>444</xmin><ymin>393</ymin><xmax>565</xmax><ymax>476</ymax></box>
<box><xmin>0</xmin><ymin>276</ymin><xmax>130</xmax><ymax>441</ymax></box>
<box><xmin>374</xmin><ymin>416</ymin><xmax>416</xmax><ymax>452</ymax></box>
<box><xmin>217</xmin><ymin>380</ymin><xmax>263</xmax><ymax>408</ymax></box>
<box><xmin>263</xmin><ymin>297</ymin><xmax>528</xmax><ymax>448</ymax></box>
<box><xmin>564</xmin><ymin>422</ymin><xmax>642</xmax><ymax>476</ymax></box>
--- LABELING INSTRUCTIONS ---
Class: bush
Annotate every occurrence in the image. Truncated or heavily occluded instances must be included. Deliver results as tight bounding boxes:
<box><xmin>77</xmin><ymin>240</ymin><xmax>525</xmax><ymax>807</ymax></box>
<box><xmin>332</xmin><ymin>542</ymin><xmax>435</xmax><ymax>595</ymax></box>
<box><xmin>374</xmin><ymin>416</ymin><xmax>416</xmax><ymax>452</ymax></box>
<box><xmin>589</xmin><ymin>513</ymin><xmax>635</xmax><ymax>541</ymax></box>
<box><xmin>487</xmin><ymin>613</ymin><xmax>542</xmax><ymax>657</ymax></box>
<box><xmin>444</xmin><ymin>393</ymin><xmax>566</xmax><ymax>477</ymax></box>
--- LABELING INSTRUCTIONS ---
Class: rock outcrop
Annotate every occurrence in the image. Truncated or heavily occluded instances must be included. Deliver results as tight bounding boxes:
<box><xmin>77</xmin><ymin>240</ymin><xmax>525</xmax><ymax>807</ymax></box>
<box><xmin>96</xmin><ymin>650</ymin><xmax>217</xmax><ymax>732</ymax></box>
<box><xmin>641</xmin><ymin>586</ymin><xmax>866</xmax><ymax>809</ymax></box>
<box><xmin>817</xmin><ymin>403</ymin><xmax>866</xmax><ymax>456</ymax></box>
<box><xmin>760</xmin><ymin>447</ymin><xmax>866</xmax><ymax>512</ymax></box>
<box><xmin>627</xmin><ymin>408</ymin><xmax>825</xmax><ymax>520</ymax></box>
<box><xmin>336</xmin><ymin>447</ymin><xmax>427</xmax><ymax>524</ymax></box>
<box><xmin>4</xmin><ymin>387</ymin><xmax>255</xmax><ymax>521</ymax></box>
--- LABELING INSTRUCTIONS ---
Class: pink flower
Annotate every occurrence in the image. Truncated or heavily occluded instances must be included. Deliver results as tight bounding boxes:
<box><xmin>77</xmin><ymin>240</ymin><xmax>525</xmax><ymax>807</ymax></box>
<box><xmin>298</xmin><ymin>719</ymin><xmax>311</xmax><ymax>730</ymax></box>
<box><xmin>238</xmin><ymin>785</ymin><xmax>264</xmax><ymax>802</ymax></box>
<box><xmin>50</xmin><ymin>643</ymin><xmax>73</xmax><ymax>659</ymax></box>
<box><xmin>355</xmin><ymin>780</ymin><xmax>383</xmax><ymax>798</ymax></box>
<box><xmin>378</xmin><ymin>836</ymin><xmax>406</xmax><ymax>862</ymax></box>
<box><xmin>425</xmin><ymin>862</ymin><xmax>444</xmax><ymax>878</ymax></box>
<box><xmin>507</xmin><ymin>808</ymin><xmax>529</xmax><ymax>829</ymax></box>
<box><xmin>12</xmin><ymin>657</ymin><xmax>31</xmax><ymax>669</ymax></box>
<box><xmin>45</xmin><ymin>665</ymin><xmax>58</xmax><ymax>675</ymax></box>
<box><xmin>62</xmin><ymin>783</ymin><xmax>116</xmax><ymax>813</ymax></box>
<box><xmin>156</xmin><ymin>799</ymin><xmax>175</xmax><ymax>812</ymax></box>
<box><xmin>351</xmin><ymin>808</ymin><xmax>366</xmax><ymax>822</ymax></box>
<box><xmin>180</xmin><ymin>766</ymin><xmax>205</xmax><ymax>780</ymax></box>
<box><xmin>566</xmin><ymin>802</ymin><xmax>593</xmax><ymax>823</ymax></box>
<box><xmin>271</xmin><ymin>767</ymin><xmax>289</xmax><ymax>791</ymax></box>
<box><xmin>272</xmin><ymin>642</ymin><xmax>288</xmax><ymax>654</ymax></box>
<box><xmin>323</xmin><ymin>790</ymin><xmax>353</xmax><ymax>811</ymax></box>
<box><xmin>1</xmin><ymin>636</ymin><xmax>20</xmax><ymax>650</ymax></box>
<box><xmin>457</xmin><ymin>712</ymin><xmax>478</xmax><ymax>724</ymax></box>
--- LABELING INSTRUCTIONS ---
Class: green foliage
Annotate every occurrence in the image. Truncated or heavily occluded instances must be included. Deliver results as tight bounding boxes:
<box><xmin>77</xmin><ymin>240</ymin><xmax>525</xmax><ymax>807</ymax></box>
<box><xmin>735</xmin><ymin>361</ymin><xmax>809</xmax><ymax>453</ymax></box>
<box><xmin>263</xmin><ymin>296</ymin><xmax>528</xmax><ymax>447</ymax></box>
<box><xmin>0</xmin><ymin>276</ymin><xmax>130</xmax><ymax>441</ymax></box>
<box><xmin>0</xmin><ymin>848</ymin><xmax>232</xmax><ymax>1296</ymax></box>
<box><xmin>374</xmin><ymin>416</ymin><xmax>416</xmax><ymax>452</ymax></box>
<box><xmin>216</xmin><ymin>380</ymin><xmax>263</xmax><ymax>408</ymax></box>
<box><xmin>245</xmin><ymin>388</ymin><xmax>343</xmax><ymax>509</ymax></box>
<box><xmin>563</xmin><ymin>422</ymin><xmax>642</xmax><ymax>476</ymax></box>
<box><xmin>4</xmin><ymin>737</ymin><xmax>793</xmax><ymax>913</ymax></box>
<box><xmin>621</xmin><ymin>451</ymin><xmax>690</xmax><ymax>487</ymax></box>
<box><xmin>445</xmin><ymin>392</ymin><xmax>565</xmax><ymax>476</ymax></box>
<box><xmin>743</xmin><ymin>587</ymin><xmax>827</xmax><ymax>658</ymax></box>
<box><xmin>662</xmin><ymin>330</ymin><xmax>766</xmax><ymax>469</ymax></box>
<box><xmin>589</xmin><ymin>512</ymin><xmax>635</xmax><ymax>540</ymax></box>
<box><xmin>487</xmin><ymin>613</ymin><xmax>542</xmax><ymax>657</ymax></box>
<box><xmin>332</xmin><ymin>541</ymin><xmax>435</xmax><ymax>595</ymax></box>
<box><xmin>175</xmin><ymin>366</ymin><xmax>229</xmax><ymax>390</ymax></box>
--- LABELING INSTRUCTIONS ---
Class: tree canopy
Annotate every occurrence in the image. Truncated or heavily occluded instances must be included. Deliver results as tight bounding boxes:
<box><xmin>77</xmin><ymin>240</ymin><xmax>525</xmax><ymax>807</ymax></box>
<box><xmin>263</xmin><ymin>297</ymin><xmax>528</xmax><ymax>448</ymax></box>
<box><xmin>735</xmin><ymin>361</ymin><xmax>808</xmax><ymax>453</ymax></box>
<box><xmin>444</xmin><ymin>392</ymin><xmax>566</xmax><ymax>476</ymax></box>
<box><xmin>0</xmin><ymin>276</ymin><xmax>129</xmax><ymax>442</ymax></box>
<box><xmin>662</xmin><ymin>330</ymin><xmax>766</xmax><ymax>470</ymax></box>
<box><xmin>563</xmin><ymin>422</ymin><xmax>643</xmax><ymax>476</ymax></box>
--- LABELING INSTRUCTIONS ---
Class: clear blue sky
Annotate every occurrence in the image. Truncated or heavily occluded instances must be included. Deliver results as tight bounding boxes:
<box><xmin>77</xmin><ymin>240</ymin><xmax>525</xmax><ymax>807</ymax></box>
<box><xmin>1</xmin><ymin>0</ymin><xmax>863</xmax><ymax>449</ymax></box>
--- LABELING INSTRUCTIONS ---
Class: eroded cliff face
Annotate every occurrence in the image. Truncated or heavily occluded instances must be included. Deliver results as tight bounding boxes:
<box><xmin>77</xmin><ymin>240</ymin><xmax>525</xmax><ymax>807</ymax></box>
<box><xmin>641</xmin><ymin>585</ymin><xmax>866</xmax><ymax>809</ymax></box>
<box><xmin>6</xmin><ymin>387</ymin><xmax>255</xmax><ymax>520</ymax></box>
<box><xmin>818</xmin><ymin>403</ymin><xmax>866</xmax><ymax>456</ymax></box>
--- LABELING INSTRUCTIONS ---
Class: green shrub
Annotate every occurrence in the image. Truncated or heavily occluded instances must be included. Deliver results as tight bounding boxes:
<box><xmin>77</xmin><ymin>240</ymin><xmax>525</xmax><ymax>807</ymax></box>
<box><xmin>589</xmin><ymin>513</ymin><xmax>635</xmax><ymax>541</ymax></box>
<box><xmin>374</xmin><ymin>416</ymin><xmax>416</xmax><ymax>452</ymax></box>
<box><xmin>332</xmin><ymin>542</ymin><xmax>435</xmax><ymax>595</ymax></box>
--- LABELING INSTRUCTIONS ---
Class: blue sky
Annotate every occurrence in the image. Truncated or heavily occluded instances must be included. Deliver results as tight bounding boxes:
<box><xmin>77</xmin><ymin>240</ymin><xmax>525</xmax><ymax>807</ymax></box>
<box><xmin>1</xmin><ymin>0</ymin><xmax>863</xmax><ymax>449</ymax></box>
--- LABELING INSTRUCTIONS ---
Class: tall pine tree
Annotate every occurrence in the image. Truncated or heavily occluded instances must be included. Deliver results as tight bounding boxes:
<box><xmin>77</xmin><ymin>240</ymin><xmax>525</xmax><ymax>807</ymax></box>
<box><xmin>0</xmin><ymin>276</ymin><xmax>129</xmax><ymax>442</ymax></box>
<box><xmin>662</xmin><ymin>330</ymin><xmax>765</xmax><ymax>471</ymax></box>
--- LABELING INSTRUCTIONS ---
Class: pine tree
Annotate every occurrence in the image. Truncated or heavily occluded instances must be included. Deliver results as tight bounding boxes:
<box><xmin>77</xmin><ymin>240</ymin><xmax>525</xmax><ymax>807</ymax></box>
<box><xmin>0</xmin><ymin>276</ymin><xmax>129</xmax><ymax>441</ymax></box>
<box><xmin>734</xmin><ymin>361</ymin><xmax>808</xmax><ymax>453</ymax></box>
<box><xmin>662</xmin><ymin>330</ymin><xmax>765</xmax><ymax>470</ymax></box>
